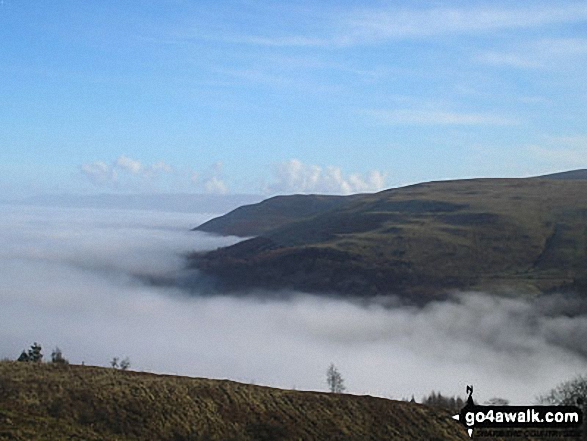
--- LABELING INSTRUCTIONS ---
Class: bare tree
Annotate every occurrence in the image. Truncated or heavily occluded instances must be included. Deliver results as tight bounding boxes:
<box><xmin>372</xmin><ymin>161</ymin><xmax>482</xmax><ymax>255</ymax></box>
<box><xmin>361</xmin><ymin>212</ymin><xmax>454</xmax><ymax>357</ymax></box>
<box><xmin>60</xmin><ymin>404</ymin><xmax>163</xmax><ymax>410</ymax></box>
<box><xmin>326</xmin><ymin>363</ymin><xmax>345</xmax><ymax>393</ymax></box>
<box><xmin>110</xmin><ymin>356</ymin><xmax>130</xmax><ymax>370</ymax></box>
<box><xmin>119</xmin><ymin>357</ymin><xmax>131</xmax><ymax>371</ymax></box>
<box><xmin>51</xmin><ymin>347</ymin><xmax>69</xmax><ymax>364</ymax></box>
<box><xmin>538</xmin><ymin>375</ymin><xmax>587</xmax><ymax>405</ymax></box>
<box><xmin>539</xmin><ymin>375</ymin><xmax>587</xmax><ymax>441</ymax></box>
<box><xmin>421</xmin><ymin>391</ymin><xmax>465</xmax><ymax>413</ymax></box>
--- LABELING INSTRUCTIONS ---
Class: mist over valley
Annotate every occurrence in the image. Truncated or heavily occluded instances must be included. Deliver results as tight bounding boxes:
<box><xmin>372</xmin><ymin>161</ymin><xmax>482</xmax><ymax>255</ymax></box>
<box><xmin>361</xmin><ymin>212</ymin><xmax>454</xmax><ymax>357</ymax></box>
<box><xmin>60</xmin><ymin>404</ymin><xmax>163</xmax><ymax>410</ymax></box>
<box><xmin>2</xmin><ymin>197</ymin><xmax>587</xmax><ymax>405</ymax></box>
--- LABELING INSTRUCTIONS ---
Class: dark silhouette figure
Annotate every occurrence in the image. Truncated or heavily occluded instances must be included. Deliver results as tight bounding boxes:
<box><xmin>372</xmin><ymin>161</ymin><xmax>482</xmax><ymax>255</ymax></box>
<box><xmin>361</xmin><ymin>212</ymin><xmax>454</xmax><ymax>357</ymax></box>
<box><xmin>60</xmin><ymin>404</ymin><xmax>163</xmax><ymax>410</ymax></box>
<box><xmin>466</xmin><ymin>385</ymin><xmax>474</xmax><ymax>406</ymax></box>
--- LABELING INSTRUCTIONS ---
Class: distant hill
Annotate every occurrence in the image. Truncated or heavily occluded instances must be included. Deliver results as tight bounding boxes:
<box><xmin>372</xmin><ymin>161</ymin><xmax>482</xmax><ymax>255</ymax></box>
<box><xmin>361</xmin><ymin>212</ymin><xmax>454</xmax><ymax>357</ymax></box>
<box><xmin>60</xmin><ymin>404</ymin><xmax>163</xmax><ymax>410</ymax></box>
<box><xmin>534</xmin><ymin>169</ymin><xmax>587</xmax><ymax>180</ymax></box>
<box><xmin>0</xmin><ymin>362</ymin><xmax>470</xmax><ymax>441</ymax></box>
<box><xmin>191</xmin><ymin>174</ymin><xmax>587</xmax><ymax>302</ymax></box>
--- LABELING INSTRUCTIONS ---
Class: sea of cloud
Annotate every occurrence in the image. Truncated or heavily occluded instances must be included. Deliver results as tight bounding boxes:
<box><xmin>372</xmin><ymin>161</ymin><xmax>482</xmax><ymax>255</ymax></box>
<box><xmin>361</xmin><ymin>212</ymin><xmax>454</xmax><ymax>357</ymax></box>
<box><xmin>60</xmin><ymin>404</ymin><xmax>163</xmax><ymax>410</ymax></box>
<box><xmin>1</xmin><ymin>203</ymin><xmax>586</xmax><ymax>404</ymax></box>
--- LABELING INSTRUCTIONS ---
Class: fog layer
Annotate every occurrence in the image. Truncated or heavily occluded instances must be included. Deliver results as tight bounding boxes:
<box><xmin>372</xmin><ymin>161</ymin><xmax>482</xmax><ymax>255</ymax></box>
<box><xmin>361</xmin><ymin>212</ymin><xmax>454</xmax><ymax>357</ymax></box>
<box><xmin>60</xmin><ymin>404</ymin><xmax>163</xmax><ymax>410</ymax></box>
<box><xmin>1</xmin><ymin>204</ymin><xmax>586</xmax><ymax>404</ymax></box>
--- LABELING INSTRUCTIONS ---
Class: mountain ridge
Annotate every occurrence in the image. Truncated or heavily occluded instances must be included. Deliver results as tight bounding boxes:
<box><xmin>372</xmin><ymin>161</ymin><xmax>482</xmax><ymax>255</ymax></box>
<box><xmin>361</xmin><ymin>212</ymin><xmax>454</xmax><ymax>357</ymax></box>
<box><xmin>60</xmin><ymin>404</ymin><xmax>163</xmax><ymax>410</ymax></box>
<box><xmin>191</xmin><ymin>172</ymin><xmax>587</xmax><ymax>302</ymax></box>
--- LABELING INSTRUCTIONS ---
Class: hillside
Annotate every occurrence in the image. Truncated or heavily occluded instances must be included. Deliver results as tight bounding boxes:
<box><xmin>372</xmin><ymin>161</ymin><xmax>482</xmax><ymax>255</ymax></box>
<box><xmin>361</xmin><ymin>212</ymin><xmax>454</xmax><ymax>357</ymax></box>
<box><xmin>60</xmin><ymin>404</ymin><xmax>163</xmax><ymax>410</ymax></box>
<box><xmin>0</xmin><ymin>362</ymin><xmax>470</xmax><ymax>441</ymax></box>
<box><xmin>191</xmin><ymin>176</ymin><xmax>587</xmax><ymax>302</ymax></box>
<box><xmin>195</xmin><ymin>194</ymin><xmax>361</xmax><ymax>237</ymax></box>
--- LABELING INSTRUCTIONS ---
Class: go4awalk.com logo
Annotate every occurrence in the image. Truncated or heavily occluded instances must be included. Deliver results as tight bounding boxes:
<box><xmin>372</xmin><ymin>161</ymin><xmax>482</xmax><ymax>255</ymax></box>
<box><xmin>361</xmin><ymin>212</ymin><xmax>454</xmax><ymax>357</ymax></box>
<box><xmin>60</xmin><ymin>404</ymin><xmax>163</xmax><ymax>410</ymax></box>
<box><xmin>452</xmin><ymin>386</ymin><xmax>583</xmax><ymax>438</ymax></box>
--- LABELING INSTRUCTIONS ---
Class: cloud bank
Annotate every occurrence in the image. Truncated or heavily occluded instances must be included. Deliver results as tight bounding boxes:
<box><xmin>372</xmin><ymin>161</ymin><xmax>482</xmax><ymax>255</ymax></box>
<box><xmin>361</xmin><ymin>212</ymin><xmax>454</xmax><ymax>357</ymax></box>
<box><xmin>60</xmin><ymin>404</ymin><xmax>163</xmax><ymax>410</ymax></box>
<box><xmin>81</xmin><ymin>156</ymin><xmax>229</xmax><ymax>194</ymax></box>
<box><xmin>267</xmin><ymin>159</ymin><xmax>386</xmax><ymax>195</ymax></box>
<box><xmin>80</xmin><ymin>157</ymin><xmax>384</xmax><ymax>196</ymax></box>
<box><xmin>1</xmin><ymin>204</ymin><xmax>586</xmax><ymax>404</ymax></box>
<box><xmin>82</xmin><ymin>156</ymin><xmax>175</xmax><ymax>186</ymax></box>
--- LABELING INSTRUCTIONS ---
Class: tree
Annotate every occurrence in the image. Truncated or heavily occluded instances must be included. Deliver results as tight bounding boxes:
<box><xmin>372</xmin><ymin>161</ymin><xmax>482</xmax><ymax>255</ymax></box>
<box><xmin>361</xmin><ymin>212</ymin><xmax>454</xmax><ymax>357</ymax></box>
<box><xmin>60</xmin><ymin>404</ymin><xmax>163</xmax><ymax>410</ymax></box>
<box><xmin>110</xmin><ymin>357</ymin><xmax>119</xmax><ymax>369</ymax></box>
<box><xmin>119</xmin><ymin>357</ymin><xmax>130</xmax><ymax>371</ymax></box>
<box><xmin>326</xmin><ymin>363</ymin><xmax>345</xmax><ymax>393</ymax></box>
<box><xmin>50</xmin><ymin>347</ymin><xmax>68</xmax><ymax>364</ymax></box>
<box><xmin>539</xmin><ymin>375</ymin><xmax>587</xmax><ymax>441</ymax></box>
<box><xmin>421</xmin><ymin>391</ymin><xmax>465</xmax><ymax>413</ymax></box>
<box><xmin>17</xmin><ymin>343</ymin><xmax>42</xmax><ymax>363</ymax></box>
<box><xmin>28</xmin><ymin>342</ymin><xmax>43</xmax><ymax>362</ymax></box>
<box><xmin>538</xmin><ymin>375</ymin><xmax>587</xmax><ymax>405</ymax></box>
<box><xmin>110</xmin><ymin>356</ymin><xmax>130</xmax><ymax>370</ymax></box>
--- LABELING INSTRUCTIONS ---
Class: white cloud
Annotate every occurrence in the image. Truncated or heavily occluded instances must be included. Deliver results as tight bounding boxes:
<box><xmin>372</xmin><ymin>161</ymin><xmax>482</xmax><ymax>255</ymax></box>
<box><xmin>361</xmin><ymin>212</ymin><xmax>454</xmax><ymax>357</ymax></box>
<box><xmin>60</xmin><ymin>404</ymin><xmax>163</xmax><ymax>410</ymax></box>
<box><xmin>81</xmin><ymin>161</ymin><xmax>118</xmax><ymax>186</ymax></box>
<box><xmin>365</xmin><ymin>109</ymin><xmax>518</xmax><ymax>126</ymax></box>
<box><xmin>200</xmin><ymin>161</ymin><xmax>229</xmax><ymax>194</ymax></box>
<box><xmin>267</xmin><ymin>159</ymin><xmax>386</xmax><ymax>195</ymax></box>
<box><xmin>150</xmin><ymin>161</ymin><xmax>173</xmax><ymax>174</ymax></box>
<box><xmin>80</xmin><ymin>156</ymin><xmax>179</xmax><ymax>191</ymax></box>
<box><xmin>115</xmin><ymin>155</ymin><xmax>143</xmax><ymax>175</ymax></box>
<box><xmin>349</xmin><ymin>171</ymin><xmax>386</xmax><ymax>193</ymax></box>
<box><xmin>224</xmin><ymin>35</ymin><xmax>328</xmax><ymax>48</ymax></box>
<box><xmin>80</xmin><ymin>157</ymin><xmax>230</xmax><ymax>193</ymax></box>
<box><xmin>345</xmin><ymin>4</ymin><xmax>587</xmax><ymax>43</ymax></box>
<box><xmin>477</xmin><ymin>52</ymin><xmax>542</xmax><ymax>69</ymax></box>
<box><xmin>204</xmin><ymin>176</ymin><xmax>228</xmax><ymax>195</ymax></box>
<box><xmin>477</xmin><ymin>38</ymin><xmax>587</xmax><ymax>69</ymax></box>
<box><xmin>113</xmin><ymin>156</ymin><xmax>174</xmax><ymax>179</ymax></box>
<box><xmin>216</xmin><ymin>4</ymin><xmax>587</xmax><ymax>48</ymax></box>
<box><xmin>141</xmin><ymin>161</ymin><xmax>175</xmax><ymax>180</ymax></box>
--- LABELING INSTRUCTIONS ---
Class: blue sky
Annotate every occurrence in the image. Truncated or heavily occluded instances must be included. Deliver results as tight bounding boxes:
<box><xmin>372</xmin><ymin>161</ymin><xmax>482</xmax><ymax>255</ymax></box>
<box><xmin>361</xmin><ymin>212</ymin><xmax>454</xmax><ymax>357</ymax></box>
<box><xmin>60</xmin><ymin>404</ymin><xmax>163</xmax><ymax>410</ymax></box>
<box><xmin>2</xmin><ymin>0</ymin><xmax>587</xmax><ymax>197</ymax></box>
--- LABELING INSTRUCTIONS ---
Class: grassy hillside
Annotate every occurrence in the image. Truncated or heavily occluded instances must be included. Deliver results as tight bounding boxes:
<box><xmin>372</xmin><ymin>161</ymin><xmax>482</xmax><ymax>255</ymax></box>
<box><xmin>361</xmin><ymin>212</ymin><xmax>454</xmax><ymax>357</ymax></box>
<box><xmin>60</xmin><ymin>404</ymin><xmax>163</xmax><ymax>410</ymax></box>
<box><xmin>0</xmin><ymin>362</ymin><xmax>470</xmax><ymax>441</ymax></box>
<box><xmin>191</xmin><ymin>177</ymin><xmax>587</xmax><ymax>302</ymax></box>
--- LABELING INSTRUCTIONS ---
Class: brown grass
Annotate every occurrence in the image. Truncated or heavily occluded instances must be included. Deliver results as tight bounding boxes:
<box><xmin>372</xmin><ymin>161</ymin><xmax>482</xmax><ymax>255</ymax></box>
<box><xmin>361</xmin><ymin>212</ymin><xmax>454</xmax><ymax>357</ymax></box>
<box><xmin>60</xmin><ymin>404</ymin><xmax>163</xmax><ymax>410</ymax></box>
<box><xmin>0</xmin><ymin>361</ymin><xmax>474</xmax><ymax>441</ymax></box>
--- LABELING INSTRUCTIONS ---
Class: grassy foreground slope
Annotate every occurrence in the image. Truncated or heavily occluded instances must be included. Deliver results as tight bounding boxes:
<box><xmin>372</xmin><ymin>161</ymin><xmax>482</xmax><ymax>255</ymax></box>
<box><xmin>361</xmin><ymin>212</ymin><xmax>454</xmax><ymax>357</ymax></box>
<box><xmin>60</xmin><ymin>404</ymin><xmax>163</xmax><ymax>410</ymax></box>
<box><xmin>0</xmin><ymin>362</ymin><xmax>469</xmax><ymax>441</ymax></box>
<box><xmin>192</xmin><ymin>178</ymin><xmax>587</xmax><ymax>302</ymax></box>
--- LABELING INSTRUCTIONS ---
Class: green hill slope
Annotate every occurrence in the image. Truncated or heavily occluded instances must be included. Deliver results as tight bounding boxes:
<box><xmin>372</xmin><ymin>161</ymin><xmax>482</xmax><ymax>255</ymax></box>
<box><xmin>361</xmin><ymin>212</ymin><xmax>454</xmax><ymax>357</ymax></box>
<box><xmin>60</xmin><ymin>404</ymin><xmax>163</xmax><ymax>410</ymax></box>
<box><xmin>191</xmin><ymin>177</ymin><xmax>587</xmax><ymax>302</ymax></box>
<box><xmin>0</xmin><ymin>362</ymin><xmax>469</xmax><ymax>441</ymax></box>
